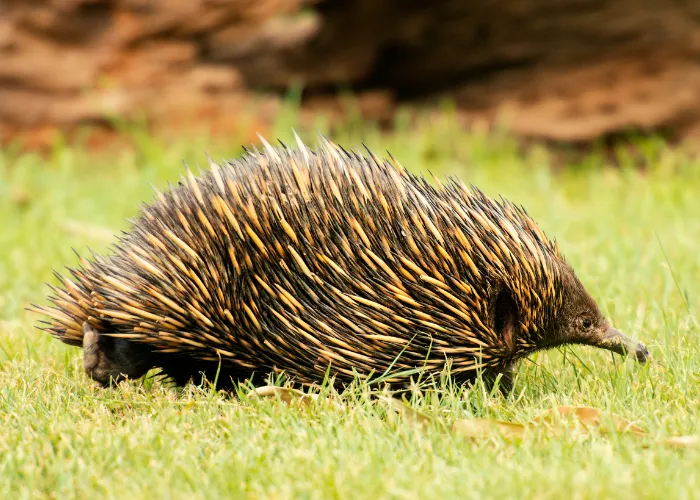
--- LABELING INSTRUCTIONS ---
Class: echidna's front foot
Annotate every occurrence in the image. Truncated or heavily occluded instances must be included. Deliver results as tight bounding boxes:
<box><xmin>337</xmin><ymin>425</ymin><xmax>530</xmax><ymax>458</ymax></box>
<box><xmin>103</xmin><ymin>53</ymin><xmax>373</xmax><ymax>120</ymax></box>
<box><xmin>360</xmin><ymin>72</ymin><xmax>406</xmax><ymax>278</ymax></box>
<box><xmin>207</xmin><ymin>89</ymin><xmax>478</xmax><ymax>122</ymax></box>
<box><xmin>82</xmin><ymin>322</ymin><xmax>153</xmax><ymax>386</ymax></box>
<box><xmin>489</xmin><ymin>364</ymin><xmax>516</xmax><ymax>395</ymax></box>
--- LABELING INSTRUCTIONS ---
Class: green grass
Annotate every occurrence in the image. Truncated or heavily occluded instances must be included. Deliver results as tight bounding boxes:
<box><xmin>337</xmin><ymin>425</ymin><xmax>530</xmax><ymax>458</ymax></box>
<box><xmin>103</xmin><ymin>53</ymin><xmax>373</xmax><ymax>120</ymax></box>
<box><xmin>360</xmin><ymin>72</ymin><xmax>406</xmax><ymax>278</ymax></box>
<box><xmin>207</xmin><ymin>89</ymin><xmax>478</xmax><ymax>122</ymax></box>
<box><xmin>1</xmin><ymin>111</ymin><xmax>698</xmax><ymax>499</ymax></box>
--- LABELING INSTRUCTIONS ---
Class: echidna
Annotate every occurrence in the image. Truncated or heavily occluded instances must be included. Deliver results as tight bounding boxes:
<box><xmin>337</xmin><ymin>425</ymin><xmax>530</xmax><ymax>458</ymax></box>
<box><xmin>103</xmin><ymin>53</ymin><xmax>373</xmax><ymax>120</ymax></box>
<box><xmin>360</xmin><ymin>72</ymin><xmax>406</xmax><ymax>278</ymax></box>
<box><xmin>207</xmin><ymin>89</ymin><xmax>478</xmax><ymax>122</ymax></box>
<box><xmin>30</xmin><ymin>133</ymin><xmax>650</xmax><ymax>392</ymax></box>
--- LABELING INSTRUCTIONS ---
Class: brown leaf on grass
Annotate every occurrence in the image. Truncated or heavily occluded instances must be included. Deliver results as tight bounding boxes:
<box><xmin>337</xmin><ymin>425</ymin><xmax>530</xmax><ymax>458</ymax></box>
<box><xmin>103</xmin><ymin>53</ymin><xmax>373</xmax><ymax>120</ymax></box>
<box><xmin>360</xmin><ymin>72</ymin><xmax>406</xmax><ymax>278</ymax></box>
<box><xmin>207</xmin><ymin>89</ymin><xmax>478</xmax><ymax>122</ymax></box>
<box><xmin>379</xmin><ymin>398</ymin><xmax>526</xmax><ymax>439</ymax></box>
<box><xmin>534</xmin><ymin>405</ymin><xmax>646</xmax><ymax>436</ymax></box>
<box><xmin>660</xmin><ymin>436</ymin><xmax>699</xmax><ymax>448</ymax></box>
<box><xmin>247</xmin><ymin>386</ymin><xmax>318</xmax><ymax>405</ymax></box>
<box><xmin>11</xmin><ymin>188</ymin><xmax>31</xmax><ymax>207</ymax></box>
<box><xmin>516</xmin><ymin>406</ymin><xmax>696</xmax><ymax>448</ymax></box>
<box><xmin>452</xmin><ymin>418</ymin><xmax>528</xmax><ymax>440</ymax></box>
<box><xmin>377</xmin><ymin>396</ymin><xmax>435</xmax><ymax>428</ymax></box>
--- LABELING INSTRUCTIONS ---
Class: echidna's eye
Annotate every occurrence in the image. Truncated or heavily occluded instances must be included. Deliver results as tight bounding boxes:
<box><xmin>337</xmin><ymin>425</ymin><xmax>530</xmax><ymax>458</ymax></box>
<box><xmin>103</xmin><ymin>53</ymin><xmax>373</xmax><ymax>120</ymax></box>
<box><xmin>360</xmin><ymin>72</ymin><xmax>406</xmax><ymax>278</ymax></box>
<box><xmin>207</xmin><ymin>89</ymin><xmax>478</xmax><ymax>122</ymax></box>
<box><xmin>582</xmin><ymin>318</ymin><xmax>593</xmax><ymax>330</ymax></box>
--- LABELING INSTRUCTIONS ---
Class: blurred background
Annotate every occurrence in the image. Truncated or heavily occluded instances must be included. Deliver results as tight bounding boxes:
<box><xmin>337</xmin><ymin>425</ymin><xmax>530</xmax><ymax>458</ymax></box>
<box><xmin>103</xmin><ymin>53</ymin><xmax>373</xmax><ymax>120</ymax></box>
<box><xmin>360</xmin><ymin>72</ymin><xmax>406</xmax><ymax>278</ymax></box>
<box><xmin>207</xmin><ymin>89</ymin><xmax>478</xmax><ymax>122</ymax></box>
<box><xmin>3</xmin><ymin>0</ymin><xmax>700</xmax><ymax>151</ymax></box>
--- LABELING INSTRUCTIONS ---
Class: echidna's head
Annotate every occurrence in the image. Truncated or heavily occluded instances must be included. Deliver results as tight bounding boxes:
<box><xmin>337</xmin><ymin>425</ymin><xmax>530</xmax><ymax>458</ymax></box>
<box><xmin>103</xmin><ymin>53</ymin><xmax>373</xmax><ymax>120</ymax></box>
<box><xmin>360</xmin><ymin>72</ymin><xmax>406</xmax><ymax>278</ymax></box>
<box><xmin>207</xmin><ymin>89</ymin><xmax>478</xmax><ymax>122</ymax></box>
<box><xmin>524</xmin><ymin>262</ymin><xmax>651</xmax><ymax>363</ymax></box>
<box><xmin>446</xmin><ymin>189</ymin><xmax>650</xmax><ymax>378</ymax></box>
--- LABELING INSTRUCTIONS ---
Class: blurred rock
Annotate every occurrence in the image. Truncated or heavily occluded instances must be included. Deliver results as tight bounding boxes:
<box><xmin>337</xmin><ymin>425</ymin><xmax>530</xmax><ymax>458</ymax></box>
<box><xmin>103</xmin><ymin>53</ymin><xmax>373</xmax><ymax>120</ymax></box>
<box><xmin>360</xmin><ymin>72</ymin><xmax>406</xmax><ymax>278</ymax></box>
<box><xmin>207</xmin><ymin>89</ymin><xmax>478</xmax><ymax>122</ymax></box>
<box><xmin>2</xmin><ymin>0</ymin><xmax>700</xmax><ymax>149</ymax></box>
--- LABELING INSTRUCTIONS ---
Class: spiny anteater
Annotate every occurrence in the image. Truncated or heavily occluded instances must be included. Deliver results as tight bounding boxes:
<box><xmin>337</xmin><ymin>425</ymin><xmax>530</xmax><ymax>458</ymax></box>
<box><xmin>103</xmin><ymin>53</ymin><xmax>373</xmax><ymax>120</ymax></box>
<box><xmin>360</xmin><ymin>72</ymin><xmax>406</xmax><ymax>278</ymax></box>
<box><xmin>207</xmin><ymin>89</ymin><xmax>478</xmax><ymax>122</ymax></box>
<box><xmin>29</xmin><ymin>133</ymin><xmax>650</xmax><ymax>392</ymax></box>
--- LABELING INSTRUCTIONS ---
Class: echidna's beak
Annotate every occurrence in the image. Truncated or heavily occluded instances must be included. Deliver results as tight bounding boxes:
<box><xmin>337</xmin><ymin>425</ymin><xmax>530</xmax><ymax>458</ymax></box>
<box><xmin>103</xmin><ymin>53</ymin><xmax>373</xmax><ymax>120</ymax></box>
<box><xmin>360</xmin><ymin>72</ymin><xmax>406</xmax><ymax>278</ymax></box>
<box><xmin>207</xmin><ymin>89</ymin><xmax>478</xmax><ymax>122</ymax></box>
<box><xmin>593</xmin><ymin>325</ymin><xmax>651</xmax><ymax>363</ymax></box>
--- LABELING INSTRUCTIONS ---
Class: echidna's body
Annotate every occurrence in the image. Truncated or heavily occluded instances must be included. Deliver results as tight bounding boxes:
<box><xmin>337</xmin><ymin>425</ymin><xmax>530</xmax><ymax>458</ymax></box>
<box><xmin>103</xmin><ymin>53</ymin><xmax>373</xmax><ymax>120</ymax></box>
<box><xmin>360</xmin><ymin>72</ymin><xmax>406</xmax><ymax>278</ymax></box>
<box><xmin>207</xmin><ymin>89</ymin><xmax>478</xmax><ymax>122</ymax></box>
<box><xmin>32</xmin><ymin>134</ymin><xmax>649</xmax><ymax>390</ymax></box>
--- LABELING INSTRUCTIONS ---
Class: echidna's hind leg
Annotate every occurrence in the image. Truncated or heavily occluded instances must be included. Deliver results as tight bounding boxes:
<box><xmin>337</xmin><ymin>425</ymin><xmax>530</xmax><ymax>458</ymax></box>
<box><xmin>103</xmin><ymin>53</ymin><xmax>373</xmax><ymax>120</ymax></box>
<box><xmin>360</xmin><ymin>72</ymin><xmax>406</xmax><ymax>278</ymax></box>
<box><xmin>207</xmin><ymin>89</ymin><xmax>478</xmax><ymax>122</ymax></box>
<box><xmin>82</xmin><ymin>322</ymin><xmax>154</xmax><ymax>386</ymax></box>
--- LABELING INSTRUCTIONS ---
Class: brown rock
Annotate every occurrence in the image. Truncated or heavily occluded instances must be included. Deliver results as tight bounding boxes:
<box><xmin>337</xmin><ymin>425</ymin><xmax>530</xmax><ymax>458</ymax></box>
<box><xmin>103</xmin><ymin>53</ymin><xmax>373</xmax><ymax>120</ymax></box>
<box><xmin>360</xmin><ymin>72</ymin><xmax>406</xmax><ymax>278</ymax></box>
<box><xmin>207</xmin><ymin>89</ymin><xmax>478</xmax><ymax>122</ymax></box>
<box><xmin>187</xmin><ymin>66</ymin><xmax>245</xmax><ymax>93</ymax></box>
<box><xmin>0</xmin><ymin>32</ymin><xmax>108</xmax><ymax>92</ymax></box>
<box><xmin>103</xmin><ymin>41</ymin><xmax>197</xmax><ymax>87</ymax></box>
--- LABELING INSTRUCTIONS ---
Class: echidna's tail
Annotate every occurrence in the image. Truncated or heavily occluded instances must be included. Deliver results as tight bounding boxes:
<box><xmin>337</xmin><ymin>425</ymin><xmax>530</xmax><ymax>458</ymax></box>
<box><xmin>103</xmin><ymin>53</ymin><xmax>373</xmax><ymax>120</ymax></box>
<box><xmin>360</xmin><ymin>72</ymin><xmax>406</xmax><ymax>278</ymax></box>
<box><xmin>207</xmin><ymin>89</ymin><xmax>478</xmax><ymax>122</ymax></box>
<box><xmin>27</xmin><ymin>266</ymin><xmax>94</xmax><ymax>347</ymax></box>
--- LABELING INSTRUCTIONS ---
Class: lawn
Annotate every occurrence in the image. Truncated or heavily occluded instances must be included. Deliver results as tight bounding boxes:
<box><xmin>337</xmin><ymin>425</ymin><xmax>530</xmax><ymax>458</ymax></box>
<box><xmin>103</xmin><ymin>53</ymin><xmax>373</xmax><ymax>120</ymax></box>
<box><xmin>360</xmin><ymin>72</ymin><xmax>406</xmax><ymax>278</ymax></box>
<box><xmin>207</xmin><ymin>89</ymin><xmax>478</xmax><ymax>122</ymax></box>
<box><xmin>1</xmin><ymin>112</ymin><xmax>698</xmax><ymax>499</ymax></box>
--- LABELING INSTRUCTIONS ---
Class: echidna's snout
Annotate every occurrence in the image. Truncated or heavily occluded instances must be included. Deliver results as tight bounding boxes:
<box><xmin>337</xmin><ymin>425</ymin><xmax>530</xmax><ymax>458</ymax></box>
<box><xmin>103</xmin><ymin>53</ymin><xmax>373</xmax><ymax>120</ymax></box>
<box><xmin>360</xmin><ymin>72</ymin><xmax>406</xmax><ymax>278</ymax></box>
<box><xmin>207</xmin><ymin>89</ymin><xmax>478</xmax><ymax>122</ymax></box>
<box><xmin>634</xmin><ymin>342</ymin><xmax>652</xmax><ymax>363</ymax></box>
<box><xmin>592</xmin><ymin>325</ymin><xmax>651</xmax><ymax>364</ymax></box>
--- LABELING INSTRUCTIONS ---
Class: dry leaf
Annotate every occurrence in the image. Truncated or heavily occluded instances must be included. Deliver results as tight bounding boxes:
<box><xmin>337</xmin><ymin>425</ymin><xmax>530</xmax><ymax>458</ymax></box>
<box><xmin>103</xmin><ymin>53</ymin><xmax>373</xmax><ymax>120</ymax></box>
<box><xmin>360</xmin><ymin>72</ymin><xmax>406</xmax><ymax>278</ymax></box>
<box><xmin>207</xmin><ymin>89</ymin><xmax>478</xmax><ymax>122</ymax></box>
<box><xmin>660</xmin><ymin>435</ymin><xmax>699</xmax><ymax>449</ymax></box>
<box><xmin>11</xmin><ymin>188</ymin><xmax>30</xmax><ymax>207</ymax></box>
<box><xmin>534</xmin><ymin>406</ymin><xmax>646</xmax><ymax>436</ymax></box>
<box><xmin>378</xmin><ymin>396</ymin><xmax>435</xmax><ymax>428</ymax></box>
<box><xmin>247</xmin><ymin>386</ymin><xmax>317</xmax><ymax>405</ymax></box>
<box><xmin>452</xmin><ymin>418</ymin><xmax>527</xmax><ymax>440</ymax></box>
<box><xmin>380</xmin><ymin>397</ymin><xmax>525</xmax><ymax>439</ymax></box>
